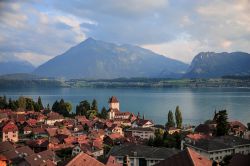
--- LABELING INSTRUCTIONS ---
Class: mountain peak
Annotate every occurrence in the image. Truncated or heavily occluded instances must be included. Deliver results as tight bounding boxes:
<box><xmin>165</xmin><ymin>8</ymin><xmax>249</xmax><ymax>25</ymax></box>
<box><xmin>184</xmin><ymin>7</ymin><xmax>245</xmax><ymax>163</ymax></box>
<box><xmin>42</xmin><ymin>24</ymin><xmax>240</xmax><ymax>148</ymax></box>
<box><xmin>34</xmin><ymin>39</ymin><xmax>188</xmax><ymax>79</ymax></box>
<box><xmin>83</xmin><ymin>37</ymin><xmax>96</xmax><ymax>43</ymax></box>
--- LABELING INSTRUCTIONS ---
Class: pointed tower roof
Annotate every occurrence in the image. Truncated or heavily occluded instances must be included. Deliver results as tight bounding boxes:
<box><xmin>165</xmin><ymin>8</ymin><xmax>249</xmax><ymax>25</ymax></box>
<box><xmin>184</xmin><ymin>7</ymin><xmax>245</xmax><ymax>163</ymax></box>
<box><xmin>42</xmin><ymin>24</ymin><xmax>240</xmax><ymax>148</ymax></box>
<box><xmin>109</xmin><ymin>96</ymin><xmax>119</xmax><ymax>103</ymax></box>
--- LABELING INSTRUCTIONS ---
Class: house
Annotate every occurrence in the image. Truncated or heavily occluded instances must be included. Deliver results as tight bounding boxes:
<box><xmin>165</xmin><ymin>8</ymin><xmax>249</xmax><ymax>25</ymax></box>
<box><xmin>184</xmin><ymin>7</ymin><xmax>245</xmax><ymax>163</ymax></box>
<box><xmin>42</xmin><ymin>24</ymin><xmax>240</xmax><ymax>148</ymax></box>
<box><xmin>107</xmin><ymin>125</ymin><xmax>123</xmax><ymax>136</ymax></box>
<box><xmin>194</xmin><ymin>124</ymin><xmax>215</xmax><ymax>136</ymax></box>
<box><xmin>26</xmin><ymin>138</ymin><xmax>49</xmax><ymax>153</ymax></box>
<box><xmin>126</xmin><ymin>127</ymin><xmax>154</xmax><ymax>140</ymax></box>
<box><xmin>184</xmin><ymin>135</ymin><xmax>250</xmax><ymax>162</ymax></box>
<box><xmin>108</xmin><ymin>144</ymin><xmax>179</xmax><ymax>166</ymax></box>
<box><xmin>89</xmin><ymin>129</ymin><xmax>105</xmax><ymax>140</ymax></box>
<box><xmin>0</xmin><ymin>142</ymin><xmax>35</xmax><ymax>165</ymax></box>
<box><xmin>2</xmin><ymin>121</ymin><xmax>18</xmax><ymax>142</ymax></box>
<box><xmin>229</xmin><ymin>121</ymin><xmax>248</xmax><ymax>137</ymax></box>
<box><xmin>1</xmin><ymin>146</ymin><xmax>35</xmax><ymax>165</ymax></box>
<box><xmin>166</xmin><ymin>127</ymin><xmax>181</xmax><ymax>135</ymax></box>
<box><xmin>155</xmin><ymin>147</ymin><xmax>212</xmax><ymax>166</ymax></box>
<box><xmin>26</xmin><ymin>118</ymin><xmax>37</xmax><ymax>127</ymax></box>
<box><xmin>32</xmin><ymin>127</ymin><xmax>47</xmax><ymax>138</ymax></box>
<box><xmin>104</xmin><ymin>133</ymin><xmax>125</xmax><ymax>146</ymax></box>
<box><xmin>131</xmin><ymin>119</ymin><xmax>154</xmax><ymax>128</ymax></box>
<box><xmin>22</xmin><ymin>149</ymin><xmax>60</xmax><ymax>166</ymax></box>
<box><xmin>0</xmin><ymin>141</ymin><xmax>15</xmax><ymax>154</ymax></box>
<box><xmin>45</xmin><ymin>112</ymin><xmax>64</xmax><ymax>125</ymax></box>
<box><xmin>46</xmin><ymin>128</ymin><xmax>58</xmax><ymax>137</ymax></box>
<box><xmin>66</xmin><ymin>152</ymin><xmax>105</xmax><ymax>166</ymax></box>
<box><xmin>23</xmin><ymin>126</ymin><xmax>32</xmax><ymax>135</ymax></box>
<box><xmin>73</xmin><ymin>125</ymin><xmax>84</xmax><ymax>132</ymax></box>
<box><xmin>72</xmin><ymin>143</ymin><xmax>104</xmax><ymax>158</ymax></box>
<box><xmin>0</xmin><ymin>112</ymin><xmax>8</xmax><ymax>123</ymax></box>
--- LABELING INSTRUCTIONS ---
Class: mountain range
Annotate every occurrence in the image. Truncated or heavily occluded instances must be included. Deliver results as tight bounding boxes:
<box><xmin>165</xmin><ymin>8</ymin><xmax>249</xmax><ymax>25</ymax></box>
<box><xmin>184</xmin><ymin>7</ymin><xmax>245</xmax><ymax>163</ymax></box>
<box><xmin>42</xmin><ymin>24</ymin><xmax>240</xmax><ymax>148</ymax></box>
<box><xmin>33</xmin><ymin>38</ymin><xmax>188</xmax><ymax>79</ymax></box>
<box><xmin>0</xmin><ymin>61</ymin><xmax>35</xmax><ymax>75</ymax></box>
<box><xmin>184</xmin><ymin>52</ymin><xmax>250</xmax><ymax>78</ymax></box>
<box><xmin>1</xmin><ymin>38</ymin><xmax>250</xmax><ymax>79</ymax></box>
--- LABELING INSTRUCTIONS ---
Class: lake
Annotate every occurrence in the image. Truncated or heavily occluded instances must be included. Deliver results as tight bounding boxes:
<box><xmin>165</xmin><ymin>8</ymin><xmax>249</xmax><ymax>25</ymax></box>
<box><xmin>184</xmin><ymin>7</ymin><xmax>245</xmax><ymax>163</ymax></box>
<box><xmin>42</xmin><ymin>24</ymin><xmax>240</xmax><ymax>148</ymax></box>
<box><xmin>1</xmin><ymin>87</ymin><xmax>250</xmax><ymax>125</ymax></box>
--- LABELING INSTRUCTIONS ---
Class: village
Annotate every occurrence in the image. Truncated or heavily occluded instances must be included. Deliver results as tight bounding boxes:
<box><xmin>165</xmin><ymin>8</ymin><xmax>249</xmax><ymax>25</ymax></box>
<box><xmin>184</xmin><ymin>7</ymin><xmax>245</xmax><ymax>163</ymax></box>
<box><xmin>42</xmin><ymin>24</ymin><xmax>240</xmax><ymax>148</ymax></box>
<box><xmin>0</xmin><ymin>96</ymin><xmax>250</xmax><ymax>166</ymax></box>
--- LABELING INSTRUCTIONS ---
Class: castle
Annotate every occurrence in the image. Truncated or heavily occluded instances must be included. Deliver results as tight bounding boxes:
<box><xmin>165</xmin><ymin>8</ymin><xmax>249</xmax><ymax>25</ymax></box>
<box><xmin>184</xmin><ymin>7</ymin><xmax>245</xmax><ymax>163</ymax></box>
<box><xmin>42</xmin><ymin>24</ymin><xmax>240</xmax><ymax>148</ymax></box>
<box><xmin>108</xmin><ymin>96</ymin><xmax>133</xmax><ymax>120</ymax></box>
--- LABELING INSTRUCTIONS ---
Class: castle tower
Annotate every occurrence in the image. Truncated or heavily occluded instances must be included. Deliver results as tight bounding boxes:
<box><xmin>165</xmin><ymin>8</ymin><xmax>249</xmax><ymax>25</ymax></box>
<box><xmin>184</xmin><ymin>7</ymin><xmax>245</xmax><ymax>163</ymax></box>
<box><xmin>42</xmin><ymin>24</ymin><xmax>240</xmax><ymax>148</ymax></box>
<box><xmin>108</xmin><ymin>96</ymin><xmax>119</xmax><ymax>120</ymax></box>
<box><xmin>109</xmin><ymin>96</ymin><xmax>120</xmax><ymax>111</ymax></box>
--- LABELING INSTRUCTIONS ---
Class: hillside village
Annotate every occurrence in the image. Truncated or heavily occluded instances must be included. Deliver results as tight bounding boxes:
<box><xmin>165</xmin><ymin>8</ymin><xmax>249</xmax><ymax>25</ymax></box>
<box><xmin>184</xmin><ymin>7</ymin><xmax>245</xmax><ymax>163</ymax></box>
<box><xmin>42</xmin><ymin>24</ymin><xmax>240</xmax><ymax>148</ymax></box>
<box><xmin>0</xmin><ymin>96</ymin><xmax>250</xmax><ymax>166</ymax></box>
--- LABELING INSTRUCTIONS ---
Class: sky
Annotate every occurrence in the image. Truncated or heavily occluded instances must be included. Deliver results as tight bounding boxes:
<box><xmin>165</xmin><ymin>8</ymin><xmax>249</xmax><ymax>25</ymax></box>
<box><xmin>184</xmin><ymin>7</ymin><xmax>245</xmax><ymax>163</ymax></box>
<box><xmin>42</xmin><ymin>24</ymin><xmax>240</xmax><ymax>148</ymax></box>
<box><xmin>0</xmin><ymin>0</ymin><xmax>249</xmax><ymax>66</ymax></box>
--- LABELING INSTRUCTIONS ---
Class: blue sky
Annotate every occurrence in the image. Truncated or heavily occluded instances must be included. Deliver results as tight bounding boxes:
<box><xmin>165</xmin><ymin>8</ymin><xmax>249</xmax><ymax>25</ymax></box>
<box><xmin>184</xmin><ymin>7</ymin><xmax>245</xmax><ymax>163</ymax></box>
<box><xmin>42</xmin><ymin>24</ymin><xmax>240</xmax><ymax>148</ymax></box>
<box><xmin>0</xmin><ymin>0</ymin><xmax>249</xmax><ymax>66</ymax></box>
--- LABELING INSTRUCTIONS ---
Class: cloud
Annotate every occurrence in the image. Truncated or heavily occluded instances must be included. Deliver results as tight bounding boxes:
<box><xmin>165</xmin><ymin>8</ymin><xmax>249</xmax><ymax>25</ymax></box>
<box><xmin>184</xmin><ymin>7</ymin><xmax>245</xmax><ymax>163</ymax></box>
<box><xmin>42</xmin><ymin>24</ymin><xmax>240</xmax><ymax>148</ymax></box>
<box><xmin>14</xmin><ymin>52</ymin><xmax>52</xmax><ymax>66</ymax></box>
<box><xmin>0</xmin><ymin>0</ymin><xmax>249</xmax><ymax>66</ymax></box>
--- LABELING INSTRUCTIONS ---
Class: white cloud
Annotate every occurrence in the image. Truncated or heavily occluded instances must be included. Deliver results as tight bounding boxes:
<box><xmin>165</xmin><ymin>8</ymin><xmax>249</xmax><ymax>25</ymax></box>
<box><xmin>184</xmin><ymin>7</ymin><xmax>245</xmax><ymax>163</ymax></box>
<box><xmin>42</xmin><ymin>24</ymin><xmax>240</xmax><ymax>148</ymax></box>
<box><xmin>142</xmin><ymin>34</ymin><xmax>208</xmax><ymax>63</ymax></box>
<box><xmin>14</xmin><ymin>52</ymin><xmax>52</xmax><ymax>67</ymax></box>
<box><xmin>0</xmin><ymin>0</ymin><xmax>249</xmax><ymax>66</ymax></box>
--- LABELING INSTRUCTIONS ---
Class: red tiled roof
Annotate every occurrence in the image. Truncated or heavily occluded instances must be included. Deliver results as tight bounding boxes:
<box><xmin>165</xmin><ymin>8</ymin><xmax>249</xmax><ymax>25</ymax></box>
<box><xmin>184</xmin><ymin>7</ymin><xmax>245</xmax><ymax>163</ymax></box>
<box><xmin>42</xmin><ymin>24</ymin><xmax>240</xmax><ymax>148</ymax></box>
<box><xmin>27</xmin><ymin>118</ymin><xmax>37</xmax><ymax>126</ymax></box>
<box><xmin>186</xmin><ymin>134</ymin><xmax>211</xmax><ymax>141</ymax></box>
<box><xmin>66</xmin><ymin>152</ymin><xmax>105</xmax><ymax>166</ymax></box>
<box><xmin>155</xmin><ymin>148</ymin><xmax>212</xmax><ymax>166</ymax></box>
<box><xmin>109</xmin><ymin>96</ymin><xmax>119</xmax><ymax>103</ymax></box>
<box><xmin>107</xmin><ymin>133</ymin><xmax>123</xmax><ymax>140</ymax></box>
<box><xmin>115</xmin><ymin>112</ymin><xmax>131</xmax><ymax>116</ymax></box>
<box><xmin>230</xmin><ymin>121</ymin><xmax>247</xmax><ymax>130</ymax></box>
<box><xmin>24</xmin><ymin>126</ymin><xmax>32</xmax><ymax>131</ymax></box>
<box><xmin>3</xmin><ymin>121</ymin><xmax>18</xmax><ymax>133</ymax></box>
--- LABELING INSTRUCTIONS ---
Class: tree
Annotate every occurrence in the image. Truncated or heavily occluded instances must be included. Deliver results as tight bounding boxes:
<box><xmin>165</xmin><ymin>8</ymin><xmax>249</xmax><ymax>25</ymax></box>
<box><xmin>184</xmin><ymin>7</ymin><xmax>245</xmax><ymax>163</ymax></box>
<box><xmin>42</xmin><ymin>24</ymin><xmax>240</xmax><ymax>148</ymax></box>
<box><xmin>166</xmin><ymin>110</ymin><xmax>175</xmax><ymax>128</ymax></box>
<box><xmin>52</xmin><ymin>99</ymin><xmax>72</xmax><ymax>117</ymax></box>
<box><xmin>216</xmin><ymin>110</ymin><xmax>229</xmax><ymax>136</ymax></box>
<box><xmin>25</xmin><ymin>98</ymin><xmax>34</xmax><ymax>110</ymax></box>
<box><xmin>8</xmin><ymin>98</ymin><xmax>18</xmax><ymax>110</ymax></box>
<box><xmin>52</xmin><ymin>100</ymin><xmax>59</xmax><ymax>112</ymax></box>
<box><xmin>76</xmin><ymin>100</ymin><xmax>90</xmax><ymax>116</ymax></box>
<box><xmin>46</xmin><ymin>104</ymin><xmax>50</xmax><ymax>110</ymax></box>
<box><xmin>99</xmin><ymin>107</ymin><xmax>108</xmax><ymax>119</ymax></box>
<box><xmin>18</xmin><ymin>96</ymin><xmax>26</xmax><ymax>110</ymax></box>
<box><xmin>0</xmin><ymin>96</ymin><xmax>8</xmax><ymax>109</ymax></box>
<box><xmin>91</xmin><ymin>99</ymin><xmax>98</xmax><ymax>112</ymax></box>
<box><xmin>37</xmin><ymin>96</ymin><xmax>44</xmax><ymax>111</ymax></box>
<box><xmin>175</xmin><ymin>106</ymin><xmax>182</xmax><ymax>128</ymax></box>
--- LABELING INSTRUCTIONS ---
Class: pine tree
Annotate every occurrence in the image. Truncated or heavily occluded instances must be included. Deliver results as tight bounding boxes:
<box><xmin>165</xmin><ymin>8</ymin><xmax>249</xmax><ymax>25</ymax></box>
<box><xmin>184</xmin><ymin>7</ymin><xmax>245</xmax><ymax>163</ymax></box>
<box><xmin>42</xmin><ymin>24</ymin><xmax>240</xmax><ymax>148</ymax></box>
<box><xmin>37</xmin><ymin>96</ymin><xmax>44</xmax><ymax>111</ymax></box>
<box><xmin>100</xmin><ymin>107</ymin><xmax>108</xmax><ymax>119</ymax></box>
<box><xmin>216</xmin><ymin>110</ymin><xmax>229</xmax><ymax>136</ymax></box>
<box><xmin>76</xmin><ymin>100</ymin><xmax>90</xmax><ymax>116</ymax></box>
<box><xmin>91</xmin><ymin>99</ymin><xmax>98</xmax><ymax>112</ymax></box>
<box><xmin>166</xmin><ymin>110</ymin><xmax>175</xmax><ymax>128</ymax></box>
<box><xmin>175</xmin><ymin>106</ymin><xmax>182</xmax><ymax>129</ymax></box>
<box><xmin>0</xmin><ymin>96</ymin><xmax>8</xmax><ymax>109</ymax></box>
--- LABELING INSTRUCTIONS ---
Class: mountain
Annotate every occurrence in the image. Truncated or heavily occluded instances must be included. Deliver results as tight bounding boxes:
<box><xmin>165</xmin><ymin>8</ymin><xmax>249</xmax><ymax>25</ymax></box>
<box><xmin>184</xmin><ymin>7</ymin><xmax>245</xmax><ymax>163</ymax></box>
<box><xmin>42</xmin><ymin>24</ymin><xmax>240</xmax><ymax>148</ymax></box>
<box><xmin>0</xmin><ymin>73</ymin><xmax>44</xmax><ymax>80</ymax></box>
<box><xmin>184</xmin><ymin>52</ymin><xmax>250</xmax><ymax>78</ymax></box>
<box><xmin>0</xmin><ymin>61</ymin><xmax>35</xmax><ymax>75</ymax></box>
<box><xmin>34</xmin><ymin>38</ymin><xmax>188</xmax><ymax>79</ymax></box>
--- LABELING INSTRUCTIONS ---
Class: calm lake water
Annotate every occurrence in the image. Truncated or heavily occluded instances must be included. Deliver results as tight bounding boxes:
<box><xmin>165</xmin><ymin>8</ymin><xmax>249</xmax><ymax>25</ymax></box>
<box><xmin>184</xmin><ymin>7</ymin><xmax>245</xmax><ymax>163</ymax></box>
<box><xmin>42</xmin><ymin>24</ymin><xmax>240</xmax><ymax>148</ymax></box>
<box><xmin>1</xmin><ymin>87</ymin><xmax>250</xmax><ymax>125</ymax></box>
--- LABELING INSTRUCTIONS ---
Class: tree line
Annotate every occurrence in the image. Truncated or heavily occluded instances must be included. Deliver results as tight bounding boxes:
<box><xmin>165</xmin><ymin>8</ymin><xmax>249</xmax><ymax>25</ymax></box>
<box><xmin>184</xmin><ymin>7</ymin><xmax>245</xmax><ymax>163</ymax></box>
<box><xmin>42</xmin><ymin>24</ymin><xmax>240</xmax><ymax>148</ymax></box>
<box><xmin>0</xmin><ymin>95</ymin><xmax>108</xmax><ymax>120</ymax></box>
<box><xmin>0</xmin><ymin>96</ymin><xmax>44</xmax><ymax>112</ymax></box>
